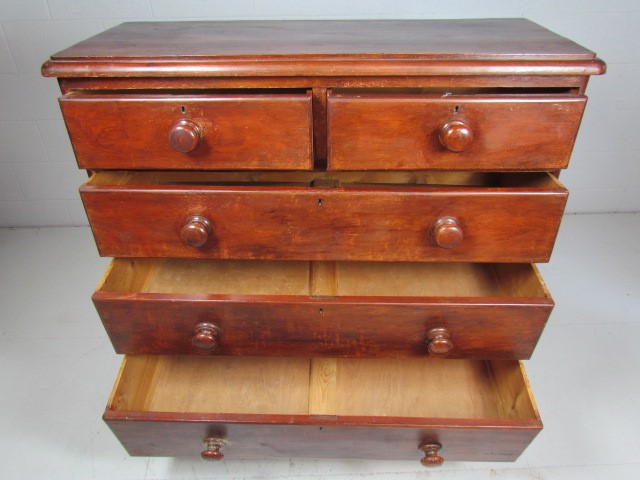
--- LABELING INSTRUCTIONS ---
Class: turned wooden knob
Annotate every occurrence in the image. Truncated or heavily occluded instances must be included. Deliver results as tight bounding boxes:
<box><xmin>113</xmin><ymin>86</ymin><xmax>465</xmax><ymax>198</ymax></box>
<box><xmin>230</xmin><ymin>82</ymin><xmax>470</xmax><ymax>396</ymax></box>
<box><xmin>201</xmin><ymin>437</ymin><xmax>225</xmax><ymax>461</ymax></box>
<box><xmin>426</xmin><ymin>327</ymin><xmax>453</xmax><ymax>356</ymax></box>
<box><xmin>439</xmin><ymin>120</ymin><xmax>473</xmax><ymax>152</ymax></box>
<box><xmin>192</xmin><ymin>323</ymin><xmax>220</xmax><ymax>351</ymax></box>
<box><xmin>181</xmin><ymin>215</ymin><xmax>212</xmax><ymax>248</ymax></box>
<box><xmin>169</xmin><ymin>119</ymin><xmax>203</xmax><ymax>153</ymax></box>
<box><xmin>432</xmin><ymin>217</ymin><xmax>463</xmax><ymax>249</ymax></box>
<box><xmin>419</xmin><ymin>442</ymin><xmax>443</xmax><ymax>467</ymax></box>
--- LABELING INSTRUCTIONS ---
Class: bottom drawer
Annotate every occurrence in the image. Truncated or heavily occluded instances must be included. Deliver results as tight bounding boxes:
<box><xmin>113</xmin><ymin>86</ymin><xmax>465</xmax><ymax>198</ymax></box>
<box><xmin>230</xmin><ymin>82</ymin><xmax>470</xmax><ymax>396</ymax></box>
<box><xmin>104</xmin><ymin>356</ymin><xmax>542</xmax><ymax>465</ymax></box>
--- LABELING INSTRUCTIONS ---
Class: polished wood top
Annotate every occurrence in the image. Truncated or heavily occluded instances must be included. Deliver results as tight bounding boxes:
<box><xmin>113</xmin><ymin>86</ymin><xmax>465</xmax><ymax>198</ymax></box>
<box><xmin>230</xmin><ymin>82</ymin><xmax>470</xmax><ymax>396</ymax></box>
<box><xmin>50</xmin><ymin>19</ymin><xmax>596</xmax><ymax>60</ymax></box>
<box><xmin>42</xmin><ymin>19</ymin><xmax>605</xmax><ymax>78</ymax></box>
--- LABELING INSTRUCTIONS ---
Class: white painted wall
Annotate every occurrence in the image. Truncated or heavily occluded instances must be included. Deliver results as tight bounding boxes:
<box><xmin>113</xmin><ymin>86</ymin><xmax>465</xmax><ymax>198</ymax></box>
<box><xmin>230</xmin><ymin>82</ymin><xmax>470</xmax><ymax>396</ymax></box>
<box><xmin>0</xmin><ymin>0</ymin><xmax>636</xmax><ymax>226</ymax></box>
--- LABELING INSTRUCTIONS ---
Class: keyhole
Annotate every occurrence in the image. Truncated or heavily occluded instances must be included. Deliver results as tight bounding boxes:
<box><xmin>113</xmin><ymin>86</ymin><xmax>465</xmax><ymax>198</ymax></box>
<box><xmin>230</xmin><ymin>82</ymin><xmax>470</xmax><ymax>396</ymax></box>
<box><xmin>180</xmin><ymin>105</ymin><xmax>187</xmax><ymax>114</ymax></box>
<box><xmin>454</xmin><ymin>105</ymin><xmax>460</xmax><ymax>114</ymax></box>
<box><xmin>318</xmin><ymin>198</ymin><xmax>323</xmax><ymax>206</ymax></box>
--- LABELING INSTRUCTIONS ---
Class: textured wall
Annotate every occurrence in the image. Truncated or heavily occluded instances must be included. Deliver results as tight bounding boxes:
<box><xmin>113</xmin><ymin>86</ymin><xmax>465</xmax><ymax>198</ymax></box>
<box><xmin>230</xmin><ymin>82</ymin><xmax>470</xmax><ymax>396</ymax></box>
<box><xmin>0</xmin><ymin>0</ymin><xmax>635</xmax><ymax>226</ymax></box>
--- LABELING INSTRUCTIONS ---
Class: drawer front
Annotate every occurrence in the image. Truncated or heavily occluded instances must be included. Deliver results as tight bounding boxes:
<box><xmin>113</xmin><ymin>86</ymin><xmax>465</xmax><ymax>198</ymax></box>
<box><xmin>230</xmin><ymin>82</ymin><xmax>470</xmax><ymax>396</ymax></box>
<box><xmin>81</xmin><ymin>173</ymin><xmax>567</xmax><ymax>262</ymax></box>
<box><xmin>94</xmin><ymin>259</ymin><xmax>552</xmax><ymax>359</ymax></box>
<box><xmin>104</xmin><ymin>357</ymin><xmax>542</xmax><ymax>463</ymax></box>
<box><xmin>95</xmin><ymin>295</ymin><xmax>551</xmax><ymax>359</ymax></box>
<box><xmin>106</xmin><ymin>419</ymin><xmax>539</xmax><ymax>462</ymax></box>
<box><xmin>328</xmin><ymin>94</ymin><xmax>586</xmax><ymax>170</ymax></box>
<box><xmin>60</xmin><ymin>93</ymin><xmax>313</xmax><ymax>170</ymax></box>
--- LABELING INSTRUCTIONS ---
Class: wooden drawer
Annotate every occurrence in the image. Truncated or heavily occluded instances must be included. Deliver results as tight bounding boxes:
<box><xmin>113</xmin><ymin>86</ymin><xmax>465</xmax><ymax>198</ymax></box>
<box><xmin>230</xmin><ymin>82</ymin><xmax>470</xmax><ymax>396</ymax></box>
<box><xmin>328</xmin><ymin>93</ymin><xmax>586</xmax><ymax>171</ymax></box>
<box><xmin>59</xmin><ymin>93</ymin><xmax>313</xmax><ymax>170</ymax></box>
<box><xmin>94</xmin><ymin>259</ymin><xmax>552</xmax><ymax>359</ymax></box>
<box><xmin>81</xmin><ymin>171</ymin><xmax>567</xmax><ymax>263</ymax></box>
<box><xmin>104</xmin><ymin>356</ymin><xmax>542</xmax><ymax>463</ymax></box>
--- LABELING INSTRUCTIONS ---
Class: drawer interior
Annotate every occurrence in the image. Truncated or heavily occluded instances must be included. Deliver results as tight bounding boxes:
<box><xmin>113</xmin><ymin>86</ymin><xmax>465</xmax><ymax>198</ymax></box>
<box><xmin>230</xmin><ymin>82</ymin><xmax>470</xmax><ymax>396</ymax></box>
<box><xmin>108</xmin><ymin>356</ymin><xmax>539</xmax><ymax>421</ymax></box>
<box><xmin>98</xmin><ymin>259</ymin><xmax>550</xmax><ymax>299</ymax></box>
<box><xmin>86</xmin><ymin>170</ymin><xmax>564</xmax><ymax>190</ymax></box>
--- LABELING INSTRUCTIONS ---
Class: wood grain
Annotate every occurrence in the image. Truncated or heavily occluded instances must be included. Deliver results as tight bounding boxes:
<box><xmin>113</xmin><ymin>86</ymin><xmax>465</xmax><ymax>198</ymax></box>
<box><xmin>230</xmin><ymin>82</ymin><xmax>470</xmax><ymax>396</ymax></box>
<box><xmin>309</xmin><ymin>359</ymin><xmax>338</xmax><ymax>415</ymax></box>
<box><xmin>80</xmin><ymin>171</ymin><xmax>567</xmax><ymax>262</ymax></box>
<box><xmin>144</xmin><ymin>356</ymin><xmax>310</xmax><ymax>415</ymax></box>
<box><xmin>41</xmin><ymin>20</ymin><xmax>605</xmax><ymax>78</ymax></box>
<box><xmin>39</xmin><ymin>17</ymin><xmax>607</xmax><ymax>465</ymax></box>
<box><xmin>328</xmin><ymin>93</ymin><xmax>586</xmax><ymax>170</ymax></box>
<box><xmin>103</xmin><ymin>356</ymin><xmax>542</xmax><ymax>460</ymax></box>
<box><xmin>60</xmin><ymin>93</ymin><xmax>313</xmax><ymax>170</ymax></box>
<box><xmin>109</xmin><ymin>357</ymin><xmax>537</xmax><ymax>418</ymax></box>
<box><xmin>48</xmin><ymin>20</ymin><xmax>597</xmax><ymax>60</ymax></box>
<box><xmin>93</xmin><ymin>259</ymin><xmax>552</xmax><ymax>359</ymax></box>
<box><xmin>105</xmin><ymin>419</ymin><xmax>541</xmax><ymax>461</ymax></box>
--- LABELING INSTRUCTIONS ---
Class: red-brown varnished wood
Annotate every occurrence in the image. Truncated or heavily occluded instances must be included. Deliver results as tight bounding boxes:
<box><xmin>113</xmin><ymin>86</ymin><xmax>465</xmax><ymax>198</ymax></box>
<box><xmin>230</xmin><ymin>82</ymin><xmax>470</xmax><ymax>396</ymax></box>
<box><xmin>201</xmin><ymin>438</ymin><xmax>225</xmax><ymax>461</ymax></box>
<box><xmin>191</xmin><ymin>323</ymin><xmax>220</xmax><ymax>352</ymax></box>
<box><xmin>312</xmin><ymin>87</ymin><xmax>328</xmax><ymax>168</ymax></box>
<box><xmin>95</xmin><ymin>297</ymin><xmax>552</xmax><ymax>359</ymax></box>
<box><xmin>41</xmin><ymin>20</ymin><xmax>605</xmax><ymax>78</ymax></box>
<box><xmin>47</xmin><ymin>20</ymin><xmax>598</xmax><ymax>60</ymax></box>
<box><xmin>425</xmin><ymin>328</ymin><xmax>454</xmax><ymax>356</ymax></box>
<box><xmin>432</xmin><ymin>217</ymin><xmax>464</xmax><ymax>249</ymax></box>
<box><xmin>80</xmin><ymin>172</ymin><xmax>567</xmax><ymax>262</ymax></box>
<box><xmin>44</xmin><ymin>58</ymin><xmax>605</xmax><ymax>78</ymax></box>
<box><xmin>328</xmin><ymin>93</ymin><xmax>586</xmax><ymax>170</ymax></box>
<box><xmin>39</xmin><ymin>18</ymin><xmax>606</xmax><ymax>465</ymax></box>
<box><xmin>60</xmin><ymin>93</ymin><xmax>313</xmax><ymax>170</ymax></box>
<box><xmin>93</xmin><ymin>260</ymin><xmax>552</xmax><ymax>359</ymax></box>
<box><xmin>167</xmin><ymin>119</ymin><xmax>202</xmax><ymax>153</ymax></box>
<box><xmin>179</xmin><ymin>216</ymin><xmax>212</xmax><ymax>249</ymax></box>
<box><xmin>57</xmin><ymin>75</ymin><xmax>593</xmax><ymax>93</ymax></box>
<box><xmin>105</xmin><ymin>418</ymin><xmax>541</xmax><ymax>461</ymax></box>
<box><xmin>439</xmin><ymin>121</ymin><xmax>473</xmax><ymax>152</ymax></box>
<box><xmin>419</xmin><ymin>443</ymin><xmax>444</xmax><ymax>467</ymax></box>
<box><xmin>103</xmin><ymin>357</ymin><xmax>542</xmax><ymax>460</ymax></box>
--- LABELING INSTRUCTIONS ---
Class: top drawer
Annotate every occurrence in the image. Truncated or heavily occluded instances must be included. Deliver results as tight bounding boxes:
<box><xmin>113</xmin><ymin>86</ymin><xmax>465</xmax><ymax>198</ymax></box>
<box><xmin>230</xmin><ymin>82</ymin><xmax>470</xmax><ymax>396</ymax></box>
<box><xmin>59</xmin><ymin>92</ymin><xmax>313</xmax><ymax>170</ymax></box>
<box><xmin>328</xmin><ymin>93</ymin><xmax>586</xmax><ymax>171</ymax></box>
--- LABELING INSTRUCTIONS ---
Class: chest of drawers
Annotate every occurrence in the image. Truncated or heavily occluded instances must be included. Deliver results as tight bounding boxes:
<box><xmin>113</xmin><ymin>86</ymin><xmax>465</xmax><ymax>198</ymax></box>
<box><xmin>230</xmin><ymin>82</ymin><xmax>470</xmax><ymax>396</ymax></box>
<box><xmin>42</xmin><ymin>19</ymin><xmax>604</xmax><ymax>466</ymax></box>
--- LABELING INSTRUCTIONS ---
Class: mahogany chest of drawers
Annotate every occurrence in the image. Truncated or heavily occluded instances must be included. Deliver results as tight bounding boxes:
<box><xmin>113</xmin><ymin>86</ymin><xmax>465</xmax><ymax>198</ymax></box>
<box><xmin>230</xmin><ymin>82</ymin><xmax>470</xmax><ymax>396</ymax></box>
<box><xmin>42</xmin><ymin>19</ymin><xmax>605</xmax><ymax>466</ymax></box>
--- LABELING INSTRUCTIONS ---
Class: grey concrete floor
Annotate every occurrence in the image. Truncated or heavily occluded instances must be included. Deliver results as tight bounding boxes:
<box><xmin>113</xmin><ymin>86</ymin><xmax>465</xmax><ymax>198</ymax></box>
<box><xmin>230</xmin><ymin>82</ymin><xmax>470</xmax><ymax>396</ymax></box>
<box><xmin>0</xmin><ymin>214</ymin><xmax>638</xmax><ymax>479</ymax></box>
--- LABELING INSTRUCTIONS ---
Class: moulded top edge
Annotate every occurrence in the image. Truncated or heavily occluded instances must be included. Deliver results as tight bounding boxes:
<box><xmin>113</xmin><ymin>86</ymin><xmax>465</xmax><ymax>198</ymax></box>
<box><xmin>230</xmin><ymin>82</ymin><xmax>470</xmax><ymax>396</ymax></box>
<box><xmin>41</xmin><ymin>57</ymin><xmax>606</xmax><ymax>78</ymax></box>
<box><xmin>42</xmin><ymin>19</ymin><xmax>606</xmax><ymax>79</ymax></box>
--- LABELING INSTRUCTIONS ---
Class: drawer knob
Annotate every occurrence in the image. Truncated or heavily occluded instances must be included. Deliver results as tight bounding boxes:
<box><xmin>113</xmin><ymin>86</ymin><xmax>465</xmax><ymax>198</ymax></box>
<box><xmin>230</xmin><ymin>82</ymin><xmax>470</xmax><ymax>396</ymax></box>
<box><xmin>419</xmin><ymin>442</ymin><xmax>443</xmax><ymax>467</ymax></box>
<box><xmin>201</xmin><ymin>437</ymin><xmax>225</xmax><ymax>461</ymax></box>
<box><xmin>181</xmin><ymin>215</ymin><xmax>212</xmax><ymax>248</ymax></box>
<box><xmin>432</xmin><ymin>217</ymin><xmax>463</xmax><ymax>249</ymax></box>
<box><xmin>439</xmin><ymin>120</ymin><xmax>473</xmax><ymax>152</ymax></box>
<box><xmin>426</xmin><ymin>327</ymin><xmax>453</xmax><ymax>356</ymax></box>
<box><xmin>192</xmin><ymin>323</ymin><xmax>220</xmax><ymax>351</ymax></box>
<box><xmin>169</xmin><ymin>119</ymin><xmax>203</xmax><ymax>153</ymax></box>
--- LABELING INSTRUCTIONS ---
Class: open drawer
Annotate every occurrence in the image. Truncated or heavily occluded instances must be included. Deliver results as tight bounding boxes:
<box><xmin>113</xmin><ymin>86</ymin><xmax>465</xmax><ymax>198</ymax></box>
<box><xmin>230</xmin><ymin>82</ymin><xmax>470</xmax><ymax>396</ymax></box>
<box><xmin>94</xmin><ymin>259</ymin><xmax>553</xmax><ymax>359</ymax></box>
<box><xmin>104</xmin><ymin>356</ymin><xmax>542</xmax><ymax>464</ymax></box>
<box><xmin>81</xmin><ymin>171</ymin><xmax>567</xmax><ymax>263</ymax></box>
